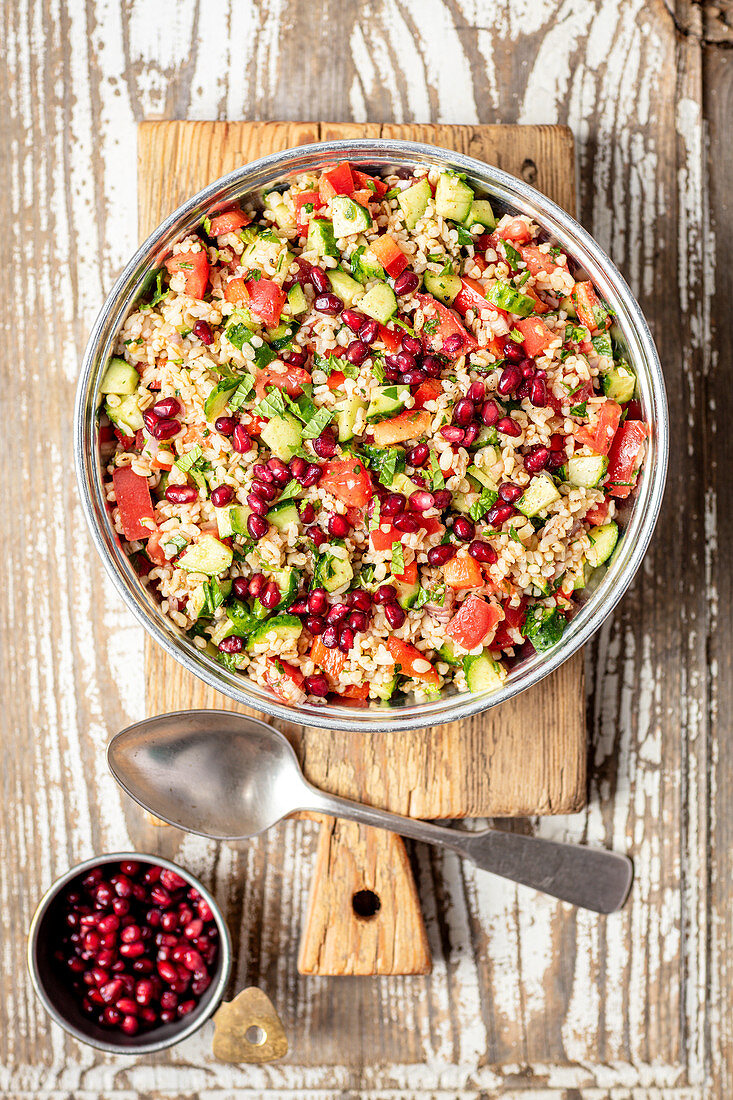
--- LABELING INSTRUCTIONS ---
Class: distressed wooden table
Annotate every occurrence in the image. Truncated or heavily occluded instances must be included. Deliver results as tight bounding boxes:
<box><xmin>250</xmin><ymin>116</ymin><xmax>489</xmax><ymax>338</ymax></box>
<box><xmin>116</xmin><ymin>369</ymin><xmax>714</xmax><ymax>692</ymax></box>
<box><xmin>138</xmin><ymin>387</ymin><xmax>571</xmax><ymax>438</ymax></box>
<box><xmin>1</xmin><ymin>1</ymin><xmax>730</xmax><ymax>1096</ymax></box>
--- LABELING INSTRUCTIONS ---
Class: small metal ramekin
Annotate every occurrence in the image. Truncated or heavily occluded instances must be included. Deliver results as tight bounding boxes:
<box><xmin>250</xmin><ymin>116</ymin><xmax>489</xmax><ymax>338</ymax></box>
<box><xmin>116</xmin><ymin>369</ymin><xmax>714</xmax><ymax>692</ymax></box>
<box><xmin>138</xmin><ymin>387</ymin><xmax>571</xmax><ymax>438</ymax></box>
<box><xmin>75</xmin><ymin>139</ymin><xmax>668</xmax><ymax>731</ymax></box>
<box><xmin>27</xmin><ymin>852</ymin><xmax>232</xmax><ymax>1054</ymax></box>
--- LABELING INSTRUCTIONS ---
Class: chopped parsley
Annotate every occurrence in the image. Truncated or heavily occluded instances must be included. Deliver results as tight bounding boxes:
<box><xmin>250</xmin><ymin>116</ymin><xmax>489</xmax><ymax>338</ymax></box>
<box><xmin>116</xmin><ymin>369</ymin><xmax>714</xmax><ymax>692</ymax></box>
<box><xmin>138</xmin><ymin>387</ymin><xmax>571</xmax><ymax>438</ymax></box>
<box><xmin>200</xmin><ymin>578</ymin><xmax>227</xmax><ymax>617</ymax></box>
<box><xmin>255</xmin><ymin>388</ymin><xmax>287</xmax><ymax>420</ymax></box>
<box><xmin>369</xmin><ymin>497</ymin><xmax>381</xmax><ymax>530</ymax></box>
<box><xmin>455</xmin><ymin>226</ymin><xmax>474</xmax><ymax>247</ymax></box>
<box><xmin>414</xmin><ymin>583</ymin><xmax>446</xmax><ymax>610</ymax></box>
<box><xmin>569</xmin><ymin>400</ymin><xmax>587</xmax><ymax>417</ymax></box>
<box><xmin>422</xmin><ymin>317</ymin><xmax>440</xmax><ymax>335</ymax></box>
<box><xmin>501</xmin><ymin>241</ymin><xmax>522</xmax><ymax>268</ymax></box>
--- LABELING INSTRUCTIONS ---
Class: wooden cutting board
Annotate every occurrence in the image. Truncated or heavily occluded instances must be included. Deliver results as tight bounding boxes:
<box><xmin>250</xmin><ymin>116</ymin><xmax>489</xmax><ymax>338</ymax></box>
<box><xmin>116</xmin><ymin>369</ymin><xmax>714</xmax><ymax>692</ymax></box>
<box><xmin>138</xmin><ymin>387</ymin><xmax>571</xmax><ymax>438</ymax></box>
<box><xmin>139</xmin><ymin>120</ymin><xmax>586</xmax><ymax>976</ymax></box>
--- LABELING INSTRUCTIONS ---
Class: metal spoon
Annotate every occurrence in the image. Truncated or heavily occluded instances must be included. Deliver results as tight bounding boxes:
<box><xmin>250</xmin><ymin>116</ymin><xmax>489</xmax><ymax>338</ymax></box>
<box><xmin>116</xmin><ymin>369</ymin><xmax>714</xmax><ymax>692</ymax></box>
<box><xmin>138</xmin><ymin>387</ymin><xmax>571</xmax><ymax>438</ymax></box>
<box><xmin>107</xmin><ymin>710</ymin><xmax>632</xmax><ymax>914</ymax></box>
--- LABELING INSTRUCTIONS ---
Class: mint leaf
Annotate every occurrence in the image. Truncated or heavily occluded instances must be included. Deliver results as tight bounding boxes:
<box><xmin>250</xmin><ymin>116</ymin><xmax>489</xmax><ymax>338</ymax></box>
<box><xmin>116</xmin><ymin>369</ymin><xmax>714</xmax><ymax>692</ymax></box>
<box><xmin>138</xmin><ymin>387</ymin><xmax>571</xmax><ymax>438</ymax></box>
<box><xmin>175</xmin><ymin>445</ymin><xmax>203</xmax><ymax>473</ymax></box>
<box><xmin>469</xmin><ymin>487</ymin><xmax>498</xmax><ymax>521</ymax></box>
<box><xmin>226</xmin><ymin>322</ymin><xmax>254</xmax><ymax>350</ymax></box>
<box><xmin>302</xmin><ymin>406</ymin><xmax>334</xmax><ymax>440</ymax></box>
<box><xmin>229</xmin><ymin>375</ymin><xmax>255</xmax><ymax>410</ymax></box>
<box><xmin>390</xmin><ymin>541</ymin><xmax>405</xmax><ymax>575</ymax></box>
<box><xmin>428</xmin><ymin>447</ymin><xmax>445</xmax><ymax>490</ymax></box>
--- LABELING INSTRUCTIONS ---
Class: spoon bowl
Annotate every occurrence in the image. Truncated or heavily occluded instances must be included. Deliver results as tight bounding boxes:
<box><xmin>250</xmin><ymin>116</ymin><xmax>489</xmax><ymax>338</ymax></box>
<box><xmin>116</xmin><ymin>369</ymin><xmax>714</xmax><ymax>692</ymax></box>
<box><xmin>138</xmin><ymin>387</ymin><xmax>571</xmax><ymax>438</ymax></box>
<box><xmin>108</xmin><ymin>711</ymin><xmax>310</xmax><ymax>839</ymax></box>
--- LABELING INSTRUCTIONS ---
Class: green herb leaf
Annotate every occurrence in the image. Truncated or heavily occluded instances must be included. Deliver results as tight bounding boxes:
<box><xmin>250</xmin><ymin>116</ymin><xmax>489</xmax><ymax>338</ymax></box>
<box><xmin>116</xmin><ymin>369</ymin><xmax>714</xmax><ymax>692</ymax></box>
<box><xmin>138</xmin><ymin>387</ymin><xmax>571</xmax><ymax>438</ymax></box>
<box><xmin>509</xmin><ymin>327</ymin><xmax>524</xmax><ymax>343</ymax></box>
<box><xmin>162</xmin><ymin>533</ymin><xmax>187</xmax><ymax>560</ymax></box>
<box><xmin>228</xmin><ymin>375</ymin><xmax>255</xmax><ymax>410</ymax></box>
<box><xmin>255</xmin><ymin>388</ymin><xmax>287</xmax><ymax>420</ymax></box>
<box><xmin>371</xmin><ymin>351</ymin><xmax>386</xmax><ymax>383</ymax></box>
<box><xmin>428</xmin><ymin>448</ymin><xmax>445</xmax><ymax>490</ymax></box>
<box><xmin>200</xmin><ymin>578</ymin><xmax>226</xmax><ymax>617</ymax></box>
<box><xmin>414</xmin><ymin>583</ymin><xmax>446</xmax><ymax>610</ymax></box>
<box><xmin>569</xmin><ymin>400</ymin><xmax>587</xmax><ymax>417</ymax></box>
<box><xmin>302</xmin><ymin>406</ymin><xmax>334</xmax><ymax>440</ymax></box>
<box><xmin>280</xmin><ymin>478</ymin><xmax>302</xmax><ymax>500</ymax></box>
<box><xmin>390</xmin><ymin>541</ymin><xmax>405</xmax><ymax>575</ymax></box>
<box><xmin>469</xmin><ymin>487</ymin><xmax>498</xmax><ymax>522</ymax></box>
<box><xmin>175</xmin><ymin>445</ymin><xmax>203</xmax><ymax>474</ymax></box>
<box><xmin>361</xmin><ymin>444</ymin><xmax>405</xmax><ymax>487</ymax></box>
<box><xmin>391</xmin><ymin>317</ymin><xmax>415</xmax><ymax>335</ymax></box>
<box><xmin>384</xmin><ymin>187</ymin><xmax>401</xmax><ymax>199</ymax></box>
<box><xmin>455</xmin><ymin>226</ymin><xmax>474</xmax><ymax>247</ymax></box>
<box><xmin>422</xmin><ymin>317</ymin><xmax>440</xmax><ymax>335</ymax></box>
<box><xmin>225</xmin><ymin>322</ymin><xmax>255</xmax><ymax>350</ymax></box>
<box><xmin>369</xmin><ymin>497</ymin><xmax>381</xmax><ymax>530</ymax></box>
<box><xmin>502</xmin><ymin>241</ymin><xmax>522</xmax><ymax>268</ymax></box>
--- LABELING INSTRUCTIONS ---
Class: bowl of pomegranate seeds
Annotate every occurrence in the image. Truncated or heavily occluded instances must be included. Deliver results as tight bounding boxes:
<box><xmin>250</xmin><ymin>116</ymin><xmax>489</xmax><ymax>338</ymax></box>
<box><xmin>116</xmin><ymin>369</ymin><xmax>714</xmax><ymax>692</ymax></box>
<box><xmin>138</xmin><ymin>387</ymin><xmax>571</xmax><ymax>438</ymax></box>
<box><xmin>27</xmin><ymin>852</ymin><xmax>232</xmax><ymax>1053</ymax></box>
<box><xmin>76</xmin><ymin>140</ymin><xmax>668</xmax><ymax>730</ymax></box>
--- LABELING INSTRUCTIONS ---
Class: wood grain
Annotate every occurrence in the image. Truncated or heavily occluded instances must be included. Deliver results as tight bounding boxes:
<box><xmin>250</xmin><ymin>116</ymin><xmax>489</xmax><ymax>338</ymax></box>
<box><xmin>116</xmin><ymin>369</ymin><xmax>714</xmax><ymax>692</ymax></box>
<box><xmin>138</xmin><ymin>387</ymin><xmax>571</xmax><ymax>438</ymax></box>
<box><xmin>0</xmin><ymin>0</ymin><xmax>725</xmax><ymax>1093</ymax></box>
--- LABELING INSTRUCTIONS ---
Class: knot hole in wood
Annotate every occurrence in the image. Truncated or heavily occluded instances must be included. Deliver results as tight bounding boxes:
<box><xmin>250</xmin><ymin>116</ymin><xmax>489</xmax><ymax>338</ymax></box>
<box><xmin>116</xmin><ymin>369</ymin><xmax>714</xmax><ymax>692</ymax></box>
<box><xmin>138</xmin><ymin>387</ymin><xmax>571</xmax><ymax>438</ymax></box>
<box><xmin>352</xmin><ymin>889</ymin><xmax>381</xmax><ymax>920</ymax></box>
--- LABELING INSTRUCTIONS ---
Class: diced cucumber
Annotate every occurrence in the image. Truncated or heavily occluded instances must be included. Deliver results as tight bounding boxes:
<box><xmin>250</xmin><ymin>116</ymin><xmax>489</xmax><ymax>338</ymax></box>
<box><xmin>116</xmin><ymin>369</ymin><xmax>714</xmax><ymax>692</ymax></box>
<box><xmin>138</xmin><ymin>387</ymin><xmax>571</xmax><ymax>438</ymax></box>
<box><xmin>485</xmin><ymin>281</ymin><xmax>535</xmax><ymax>317</ymax></box>
<box><xmin>391</xmin><ymin>471</ymin><xmax>422</xmax><ymax>497</ymax></box>
<box><xmin>394</xmin><ymin>577</ymin><xmax>420</xmax><ymax>609</ymax></box>
<box><xmin>435</xmin><ymin>172</ymin><xmax>474</xmax><ymax>222</ymax></box>
<box><xmin>559</xmin><ymin>294</ymin><xmax>577</xmax><ymax>319</ymax></box>
<box><xmin>586</xmin><ymin>521</ymin><xmax>619</xmax><ymax>568</ymax></box>
<box><xmin>216</xmin><ymin>504</ymin><xmax>250</xmax><ymax>539</ymax></box>
<box><xmin>464</xmin><ymin>198</ymin><xmax>496</xmax><ymax>230</ymax></box>
<box><xmin>397</xmin><ymin>177</ymin><xmax>431</xmax><ymax>229</ymax></box>
<box><xmin>306</xmin><ymin>217</ymin><xmax>338</xmax><ymax>258</ymax></box>
<box><xmin>105</xmin><ymin>394</ymin><xmax>143</xmax><ymax>437</ymax></box>
<box><xmin>187</xmin><ymin>578</ymin><xmax>232</xmax><ymax>622</ymax></box>
<box><xmin>453</xmin><ymin>489</ymin><xmax>478</xmax><ymax>515</ymax></box>
<box><xmin>438</xmin><ymin>641</ymin><xmax>461</xmax><ymax>666</ymax></box>
<box><xmin>566</xmin><ymin>454</ymin><xmax>608</xmax><ymax>488</ymax></box>
<box><xmin>178</xmin><ymin>533</ymin><xmax>234</xmax><ymax>576</ymax></box>
<box><xmin>227</xmin><ymin>599</ymin><xmax>262</xmax><ymax>637</ymax></box>
<box><xmin>313</xmin><ymin>544</ymin><xmax>353</xmax><ymax>593</ymax></box>
<box><xmin>473</xmin><ymin>425</ymin><xmax>499</xmax><ymax>448</ymax></box>
<box><xmin>523</xmin><ymin>604</ymin><xmax>566</xmax><ymax>652</ymax></box>
<box><xmin>327</xmin><ymin>269</ymin><xmax>365</xmax><ymax>308</ymax></box>
<box><xmin>330</xmin><ymin>195</ymin><xmax>372</xmax><ymax>237</ymax></box>
<box><xmin>373</xmin><ymin>675</ymin><xmax>398</xmax><ymax>701</ymax></box>
<box><xmin>366</xmin><ymin>384</ymin><xmax>410</xmax><ymax>422</ymax></box>
<box><xmin>204</xmin><ymin>377</ymin><xmax>240</xmax><ymax>422</ymax></box>
<box><xmin>334</xmin><ymin>393</ymin><xmax>367</xmax><ymax>442</ymax></box>
<box><xmin>246</xmin><ymin>613</ymin><xmax>303</xmax><ymax>653</ymax></box>
<box><xmin>210</xmin><ymin>617</ymin><xmax>238</xmax><ymax>647</ymax></box>
<box><xmin>260</xmin><ymin>413</ymin><xmax>303</xmax><ymax>462</ymax></box>
<box><xmin>286</xmin><ymin>283</ymin><xmax>308</xmax><ymax>316</ymax></box>
<box><xmin>349</xmin><ymin>245</ymin><xmax>384</xmax><ymax>284</ymax></box>
<box><xmin>602</xmin><ymin>362</ymin><xmax>636</xmax><ymax>403</ymax></box>
<box><xmin>466</xmin><ymin>461</ymin><xmax>499</xmax><ymax>491</ymax></box>
<box><xmin>359</xmin><ymin>282</ymin><xmax>397</xmax><ymax>325</ymax></box>
<box><xmin>266</xmin><ymin>321</ymin><xmax>300</xmax><ymax>350</ymax></box>
<box><xmin>517</xmin><ymin>473</ymin><xmax>561</xmax><ymax>518</ymax></box>
<box><xmin>463</xmin><ymin>652</ymin><xmax>507</xmax><ymax>692</ymax></box>
<box><xmin>100</xmin><ymin>357</ymin><xmax>139</xmax><ymax>395</ymax></box>
<box><xmin>267</xmin><ymin>499</ymin><xmax>300</xmax><ymax>531</ymax></box>
<box><xmin>263</xmin><ymin>190</ymin><xmax>296</xmax><ymax>230</ymax></box>
<box><xmin>423</xmin><ymin>269</ymin><xmax>461</xmax><ymax>306</ymax></box>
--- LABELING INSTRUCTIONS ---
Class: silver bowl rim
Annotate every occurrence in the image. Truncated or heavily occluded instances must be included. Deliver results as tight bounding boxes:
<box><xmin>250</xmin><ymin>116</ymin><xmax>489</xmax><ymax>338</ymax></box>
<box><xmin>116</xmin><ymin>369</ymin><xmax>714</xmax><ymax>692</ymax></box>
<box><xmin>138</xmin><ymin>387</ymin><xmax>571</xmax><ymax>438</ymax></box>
<box><xmin>75</xmin><ymin>138</ymin><xmax>668</xmax><ymax>732</ymax></box>
<box><xmin>27</xmin><ymin>850</ymin><xmax>233</xmax><ymax>1054</ymax></box>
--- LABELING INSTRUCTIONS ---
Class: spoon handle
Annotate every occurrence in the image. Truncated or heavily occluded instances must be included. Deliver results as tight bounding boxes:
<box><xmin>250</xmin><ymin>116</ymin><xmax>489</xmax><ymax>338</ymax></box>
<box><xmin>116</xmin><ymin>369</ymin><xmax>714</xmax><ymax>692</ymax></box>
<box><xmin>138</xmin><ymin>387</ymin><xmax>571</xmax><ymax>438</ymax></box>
<box><xmin>306</xmin><ymin>789</ymin><xmax>632</xmax><ymax>914</ymax></box>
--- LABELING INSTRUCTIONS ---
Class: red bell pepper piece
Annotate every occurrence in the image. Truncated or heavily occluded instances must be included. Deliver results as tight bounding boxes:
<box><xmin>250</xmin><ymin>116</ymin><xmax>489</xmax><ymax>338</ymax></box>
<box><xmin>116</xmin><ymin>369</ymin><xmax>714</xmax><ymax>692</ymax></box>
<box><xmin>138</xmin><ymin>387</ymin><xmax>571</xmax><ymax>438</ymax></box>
<box><xmin>294</xmin><ymin>190</ymin><xmax>324</xmax><ymax>234</ymax></box>
<box><xmin>319</xmin><ymin>161</ymin><xmax>355</xmax><ymax>202</ymax></box>
<box><xmin>445</xmin><ymin>595</ymin><xmax>503</xmax><ymax>650</ymax></box>
<box><xmin>514</xmin><ymin>315</ymin><xmax>556</xmax><ymax>358</ymax></box>
<box><xmin>241</xmin><ymin>277</ymin><xmax>286</xmax><ymax>327</ymax></box>
<box><xmin>164</xmin><ymin>250</ymin><xmax>210</xmax><ymax>300</ymax></box>
<box><xmin>413</xmin><ymin>379</ymin><xmax>443</xmax><ymax>408</ymax></box>
<box><xmin>453</xmin><ymin>276</ymin><xmax>492</xmax><ymax>318</ymax></box>
<box><xmin>416</xmin><ymin>294</ymin><xmax>478</xmax><ymax>358</ymax></box>
<box><xmin>572</xmin><ymin>281</ymin><xmax>611</xmax><ymax>334</ymax></box>
<box><xmin>368</xmin><ymin>234</ymin><xmax>408</xmax><ymax>278</ymax></box>
<box><xmin>208</xmin><ymin>208</ymin><xmax>251</xmax><ymax>236</ymax></box>
<box><xmin>377</xmin><ymin>324</ymin><xmax>401</xmax><ymax>353</ymax></box>
<box><xmin>352</xmin><ymin>168</ymin><xmax>388</xmax><ymax>197</ymax></box>
<box><xmin>386</xmin><ymin>638</ymin><xmax>440</xmax><ymax>686</ymax></box>
<box><xmin>319</xmin><ymin>456</ymin><xmax>373</xmax><ymax>508</ymax></box>
<box><xmin>112</xmin><ymin>467</ymin><xmax>155</xmax><ymax>542</ymax></box>
<box><xmin>606</xmin><ymin>421</ymin><xmax>648</xmax><ymax>498</ymax></box>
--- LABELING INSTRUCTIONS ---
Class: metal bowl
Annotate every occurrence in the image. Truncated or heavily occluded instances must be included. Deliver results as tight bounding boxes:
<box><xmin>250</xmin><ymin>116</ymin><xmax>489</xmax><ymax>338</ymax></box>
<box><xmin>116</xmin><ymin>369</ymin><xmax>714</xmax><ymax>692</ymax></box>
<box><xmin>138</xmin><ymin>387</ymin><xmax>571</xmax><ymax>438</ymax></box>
<box><xmin>27</xmin><ymin>852</ymin><xmax>232</xmax><ymax>1054</ymax></box>
<box><xmin>75</xmin><ymin>139</ymin><xmax>668</xmax><ymax>732</ymax></box>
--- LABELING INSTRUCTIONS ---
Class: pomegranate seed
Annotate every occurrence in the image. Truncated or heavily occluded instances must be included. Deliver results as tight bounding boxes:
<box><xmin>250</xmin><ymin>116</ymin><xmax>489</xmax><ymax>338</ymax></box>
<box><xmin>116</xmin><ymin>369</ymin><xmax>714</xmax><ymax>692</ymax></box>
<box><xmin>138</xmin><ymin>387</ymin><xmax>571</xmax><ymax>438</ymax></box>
<box><xmin>116</xmin><ymin>997</ymin><xmax>138</xmax><ymax>1016</ymax></box>
<box><xmin>309</xmin><ymin>526</ymin><xmax>326</xmax><ymax>547</ymax></box>
<box><xmin>103</xmin><ymin>1007</ymin><xmax>122</xmax><ymax>1027</ymax></box>
<box><xmin>248</xmin><ymin>493</ymin><xmax>270</xmax><ymax>516</ymax></box>
<box><xmin>423</xmin><ymin>355</ymin><xmax>443</xmax><ymax>377</ymax></box>
<box><xmin>384</xmin><ymin>602</ymin><xmax>406</xmax><ymax>628</ymax></box>
<box><xmin>178</xmin><ymin>999</ymin><xmax>197</xmax><ymax>1017</ymax></box>
<box><xmin>248</xmin><ymin>573</ymin><xmax>266</xmax><ymax>598</ymax></box>
<box><xmin>481</xmin><ymin>400</ymin><xmax>500</xmax><ymax>426</ymax></box>
<box><xmin>301</xmin><ymin>463</ymin><xmax>323</xmax><ymax>487</ymax></box>
<box><xmin>359</xmin><ymin>318</ymin><xmax>379</xmax><ymax>344</ymax></box>
<box><xmin>100</xmin><ymin>979</ymin><xmax>124</xmax><ymax>1004</ymax></box>
<box><xmin>382</xmin><ymin>492</ymin><xmax>406</xmax><ymax>517</ymax></box>
<box><xmin>259</xmin><ymin>581</ymin><xmax>281</xmax><ymax>609</ymax></box>
<box><xmin>305</xmin><ymin>673</ymin><xmax>329</xmax><ymax>696</ymax></box>
<box><xmin>328</xmin><ymin>513</ymin><xmax>351</xmax><ymax>537</ymax></box>
<box><xmin>453</xmin><ymin>398</ymin><xmax>475</xmax><ymax>426</ymax></box>
<box><xmin>498</xmin><ymin>482</ymin><xmax>523</xmax><ymax>503</ymax></box>
<box><xmin>427</xmin><ymin>544</ymin><xmax>454</xmax><ymax>567</ymax></box>
<box><xmin>95</xmin><ymin>883</ymin><xmax>113</xmax><ymax>907</ymax></box>
<box><xmin>306</xmin><ymin>615</ymin><xmax>324</xmax><ymax>635</ymax></box>
<box><xmin>211</xmin><ymin>485</ymin><xmax>234</xmax><ymax>508</ymax></box>
<box><xmin>408</xmin><ymin>442</ymin><xmax>429</xmax><ymax>467</ymax></box>
<box><xmin>546</xmin><ymin>450</ymin><xmax>566</xmax><ymax>472</ymax></box>
<box><xmin>150</xmin><ymin>885</ymin><xmax>171</xmax><ymax>907</ymax></box>
<box><xmin>266</xmin><ymin>457</ymin><xmax>291</xmax><ymax>484</ymax></box>
<box><xmin>348</xmin><ymin>610</ymin><xmax>368</xmax><ymax>632</ymax></box>
<box><xmin>374</xmin><ymin>584</ymin><xmax>397</xmax><ymax>605</ymax></box>
<box><xmin>402</xmin><ymin>369</ymin><xmax>427</xmax><ymax>385</ymax></box>
<box><xmin>402</xmin><ymin>334</ymin><xmax>423</xmax><ymax>355</ymax></box>
<box><xmin>322</xmin><ymin>625</ymin><xmax>339</xmax><ymax>648</ymax></box>
<box><xmin>497</xmin><ymin>416</ymin><xmax>521</xmax><ymax>437</ymax></box>
<box><xmin>289</xmin><ymin>456</ymin><xmax>308</xmax><ymax>480</ymax></box>
<box><xmin>251</xmin><ymin>479</ymin><xmax>278</xmax><ymax>501</ymax></box>
<box><xmin>97</xmin><ymin>914</ymin><xmax>119</xmax><ymax>935</ymax></box>
<box><xmin>408</xmin><ymin>490</ymin><xmax>434</xmax><ymax>511</ymax></box>
<box><xmin>442</xmin><ymin>333</ymin><xmax>464</xmax><ymax>356</ymax></box>
<box><xmin>164</xmin><ymin>484</ymin><xmax>197</xmax><ymax>505</ymax></box>
<box><xmin>487</xmin><ymin>502</ymin><xmax>516</xmax><ymax>525</ymax></box>
<box><xmin>468</xmin><ymin>540</ymin><xmax>497</xmax><ymax>563</ymax></box>
<box><xmin>396</xmin><ymin>350</ymin><xmax>416</xmax><ymax>372</ymax></box>
<box><xmin>498</xmin><ymin>365</ymin><xmax>521</xmax><ymax>395</ymax></box>
<box><xmin>121</xmin><ymin>1015</ymin><xmax>139</xmax><ymax>1036</ymax></box>
<box><xmin>253</xmin><ymin>463</ymin><xmax>275</xmax><ymax>483</ymax></box>
<box><xmin>160</xmin><ymin>1010</ymin><xmax>176</xmax><ymax>1024</ymax></box>
<box><xmin>282</xmin><ymin>348</ymin><xmax>306</xmax><ymax>367</ymax></box>
<box><xmin>327</xmin><ymin>603</ymin><xmax>350</xmax><ymax>625</ymax></box>
<box><xmin>218</xmin><ymin>636</ymin><xmax>243</xmax><ymax>654</ymax></box>
<box><xmin>504</xmin><ymin>341</ymin><xmax>524</xmax><ymax>363</ymax></box>
<box><xmin>312</xmin><ymin>429</ymin><xmax>338</xmax><ymax>459</ymax></box>
<box><xmin>452</xmin><ymin>516</ymin><xmax>475</xmax><ymax>541</ymax></box>
<box><xmin>394</xmin><ymin>512</ymin><xmax>419</xmax><ymax>532</ymax></box>
<box><xmin>152</xmin><ymin>418</ymin><xmax>180</xmax><ymax>441</ymax></box>
<box><xmin>463</xmin><ymin>424</ymin><xmax>480</xmax><ymax>447</ymax></box>
<box><xmin>530</xmin><ymin>378</ymin><xmax>547</xmax><ymax>407</ymax></box>
<box><xmin>432</xmin><ymin>489</ymin><xmax>453</xmax><ymax>509</ymax></box>
<box><xmin>232</xmin><ymin>425</ymin><xmax>252</xmax><ymax>453</ymax></box>
<box><xmin>120</xmin><ymin>924</ymin><xmax>142</xmax><ymax>944</ymax></box>
<box><xmin>232</xmin><ymin>577</ymin><xmax>249</xmax><ymax>600</ymax></box>
<box><xmin>347</xmin><ymin>589</ymin><xmax>372</xmax><ymax>610</ymax></box>
<box><xmin>158</xmin><ymin>960</ymin><xmax>178</xmax><ymax>984</ymax></box>
<box><xmin>524</xmin><ymin>446</ymin><xmax>550</xmax><ymax>473</ymax></box>
<box><xmin>119</xmin><ymin>940</ymin><xmax>145</xmax><ymax>958</ymax></box>
<box><xmin>314</xmin><ymin>292</ymin><xmax>343</xmax><ymax>316</ymax></box>
<box><xmin>440</xmin><ymin>426</ymin><xmax>465</xmax><ymax>444</ymax></box>
<box><xmin>346</xmin><ymin>339</ymin><xmax>368</xmax><ymax>365</ymax></box>
<box><xmin>467</xmin><ymin>381</ymin><xmax>485</xmax><ymax>402</ymax></box>
<box><xmin>342</xmin><ymin>308</ymin><xmax>365</xmax><ymax>332</ymax></box>
<box><xmin>83</xmin><ymin>931</ymin><xmax>100</xmax><ymax>952</ymax></box>
<box><xmin>112</xmin><ymin>898</ymin><xmax>130</xmax><ymax>916</ymax></box>
<box><xmin>338</xmin><ymin>627</ymin><xmax>355</xmax><ymax>652</ymax></box>
<box><xmin>520</xmin><ymin>361</ymin><xmax>536</xmax><ymax>380</ymax></box>
<box><xmin>308</xmin><ymin>587</ymin><xmax>328</xmax><ymax>615</ymax></box>
<box><xmin>290</xmin><ymin>597</ymin><xmax>309</xmax><ymax>616</ymax></box>
<box><xmin>214</xmin><ymin>415</ymin><xmax>236</xmax><ymax>437</ymax></box>
<box><xmin>310</xmin><ymin>266</ymin><xmax>329</xmax><ymax>294</ymax></box>
<box><xmin>394</xmin><ymin>270</ymin><xmax>419</xmax><ymax>295</ymax></box>
<box><xmin>153</xmin><ymin>397</ymin><xmax>180</xmax><ymax>419</ymax></box>
<box><xmin>139</xmin><ymin>1006</ymin><xmax>157</xmax><ymax>1025</ymax></box>
<box><xmin>299</xmin><ymin>502</ymin><xmax>316</xmax><ymax>524</ymax></box>
<box><xmin>135</xmin><ymin>979</ymin><xmax>155</xmax><ymax>1005</ymax></box>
